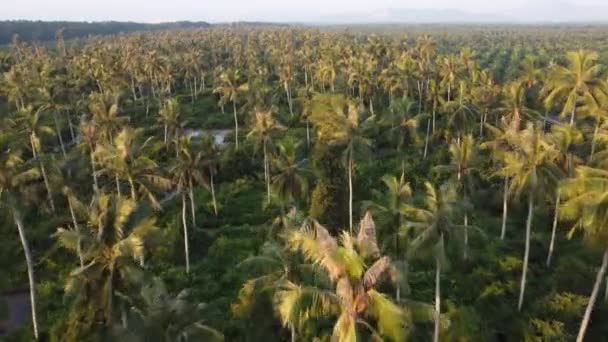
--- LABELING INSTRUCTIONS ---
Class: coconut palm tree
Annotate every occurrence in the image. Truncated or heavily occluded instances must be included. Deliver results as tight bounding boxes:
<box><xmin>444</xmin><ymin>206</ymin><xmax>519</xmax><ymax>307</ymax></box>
<box><xmin>55</xmin><ymin>194</ymin><xmax>159</xmax><ymax>329</ymax></box>
<box><xmin>308</xmin><ymin>94</ymin><xmax>373</xmax><ymax>233</ymax></box>
<box><xmin>94</xmin><ymin>128</ymin><xmax>171</xmax><ymax>210</ymax></box>
<box><xmin>560</xmin><ymin>166</ymin><xmax>608</xmax><ymax>342</ymax></box>
<box><xmin>0</xmin><ymin>148</ymin><xmax>41</xmax><ymax>340</ymax></box>
<box><xmin>271</xmin><ymin>139</ymin><xmax>309</xmax><ymax>208</ymax></box>
<box><xmin>199</xmin><ymin>134</ymin><xmax>220</xmax><ymax>216</ymax></box>
<box><xmin>545</xmin><ymin>125</ymin><xmax>583</xmax><ymax>267</ymax></box>
<box><xmin>247</xmin><ymin>108</ymin><xmax>283</xmax><ymax>205</ymax></box>
<box><xmin>500</xmin><ymin>123</ymin><xmax>562</xmax><ymax>311</ymax></box>
<box><xmin>214</xmin><ymin>68</ymin><xmax>250</xmax><ymax>150</ymax></box>
<box><xmin>169</xmin><ymin>136</ymin><xmax>206</xmax><ymax>273</ymax></box>
<box><xmin>435</xmin><ymin>134</ymin><xmax>479</xmax><ymax>260</ymax></box>
<box><xmin>113</xmin><ymin>277</ymin><xmax>223</xmax><ymax>341</ymax></box>
<box><xmin>158</xmin><ymin>98</ymin><xmax>181</xmax><ymax>146</ymax></box>
<box><xmin>403</xmin><ymin>181</ymin><xmax>460</xmax><ymax>342</ymax></box>
<box><xmin>282</xmin><ymin>214</ymin><xmax>415</xmax><ymax>341</ymax></box>
<box><xmin>363</xmin><ymin>172</ymin><xmax>412</xmax><ymax>300</ymax></box>
<box><xmin>543</xmin><ymin>50</ymin><xmax>608</xmax><ymax>126</ymax></box>
<box><xmin>13</xmin><ymin>105</ymin><xmax>57</xmax><ymax>212</ymax></box>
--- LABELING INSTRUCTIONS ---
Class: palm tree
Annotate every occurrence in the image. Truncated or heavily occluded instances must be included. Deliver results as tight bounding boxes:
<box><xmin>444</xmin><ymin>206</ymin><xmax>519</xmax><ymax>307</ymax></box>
<box><xmin>545</xmin><ymin>125</ymin><xmax>583</xmax><ymax>267</ymax></box>
<box><xmin>200</xmin><ymin>134</ymin><xmax>220</xmax><ymax>216</ymax></box>
<box><xmin>13</xmin><ymin>105</ymin><xmax>57</xmax><ymax>212</ymax></box>
<box><xmin>560</xmin><ymin>166</ymin><xmax>608</xmax><ymax>342</ymax></box>
<box><xmin>309</xmin><ymin>94</ymin><xmax>373</xmax><ymax>233</ymax></box>
<box><xmin>283</xmin><ymin>214</ymin><xmax>414</xmax><ymax>341</ymax></box>
<box><xmin>169</xmin><ymin>136</ymin><xmax>206</xmax><ymax>273</ymax></box>
<box><xmin>271</xmin><ymin>139</ymin><xmax>309</xmax><ymax>208</ymax></box>
<box><xmin>403</xmin><ymin>181</ymin><xmax>460</xmax><ymax>342</ymax></box>
<box><xmin>55</xmin><ymin>194</ymin><xmax>159</xmax><ymax>329</ymax></box>
<box><xmin>214</xmin><ymin>69</ymin><xmax>249</xmax><ymax>149</ymax></box>
<box><xmin>247</xmin><ymin>108</ymin><xmax>283</xmax><ymax>205</ymax></box>
<box><xmin>95</xmin><ymin>128</ymin><xmax>171</xmax><ymax>210</ymax></box>
<box><xmin>543</xmin><ymin>50</ymin><xmax>608</xmax><ymax>126</ymax></box>
<box><xmin>435</xmin><ymin>134</ymin><xmax>478</xmax><ymax>260</ymax></box>
<box><xmin>500</xmin><ymin>123</ymin><xmax>561</xmax><ymax>311</ymax></box>
<box><xmin>114</xmin><ymin>277</ymin><xmax>223</xmax><ymax>341</ymax></box>
<box><xmin>363</xmin><ymin>172</ymin><xmax>412</xmax><ymax>300</ymax></box>
<box><xmin>0</xmin><ymin>149</ymin><xmax>41</xmax><ymax>339</ymax></box>
<box><xmin>158</xmin><ymin>98</ymin><xmax>181</xmax><ymax>146</ymax></box>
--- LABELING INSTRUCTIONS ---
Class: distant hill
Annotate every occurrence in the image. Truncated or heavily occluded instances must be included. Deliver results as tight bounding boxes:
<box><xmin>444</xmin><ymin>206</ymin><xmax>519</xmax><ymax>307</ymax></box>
<box><xmin>317</xmin><ymin>8</ymin><xmax>506</xmax><ymax>24</ymax></box>
<box><xmin>0</xmin><ymin>20</ymin><xmax>211</xmax><ymax>45</ymax></box>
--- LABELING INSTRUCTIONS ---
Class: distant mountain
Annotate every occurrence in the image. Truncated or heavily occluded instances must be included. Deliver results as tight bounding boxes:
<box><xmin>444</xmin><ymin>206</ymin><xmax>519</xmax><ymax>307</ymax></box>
<box><xmin>315</xmin><ymin>3</ymin><xmax>608</xmax><ymax>24</ymax></box>
<box><xmin>0</xmin><ymin>20</ymin><xmax>211</xmax><ymax>45</ymax></box>
<box><xmin>317</xmin><ymin>8</ymin><xmax>507</xmax><ymax>24</ymax></box>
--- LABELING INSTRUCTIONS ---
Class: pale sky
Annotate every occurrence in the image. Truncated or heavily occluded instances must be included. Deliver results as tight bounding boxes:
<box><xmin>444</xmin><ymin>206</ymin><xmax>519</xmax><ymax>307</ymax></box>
<box><xmin>2</xmin><ymin>0</ymin><xmax>608</xmax><ymax>23</ymax></box>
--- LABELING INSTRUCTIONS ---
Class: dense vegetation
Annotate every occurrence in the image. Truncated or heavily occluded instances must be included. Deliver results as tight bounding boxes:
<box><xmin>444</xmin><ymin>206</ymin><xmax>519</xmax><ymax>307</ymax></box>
<box><xmin>0</xmin><ymin>21</ymin><xmax>211</xmax><ymax>45</ymax></box>
<box><xmin>1</xmin><ymin>25</ymin><xmax>608</xmax><ymax>341</ymax></box>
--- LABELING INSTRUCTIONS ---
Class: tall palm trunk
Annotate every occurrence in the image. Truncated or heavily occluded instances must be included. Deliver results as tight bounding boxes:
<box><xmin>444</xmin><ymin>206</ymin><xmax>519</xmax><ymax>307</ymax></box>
<box><xmin>68</xmin><ymin>198</ymin><xmax>84</xmax><ymax>267</ymax></box>
<box><xmin>434</xmin><ymin>247</ymin><xmax>442</xmax><ymax>342</ymax></box>
<box><xmin>518</xmin><ymin>192</ymin><xmax>534</xmax><ymax>311</ymax></box>
<box><xmin>576</xmin><ymin>248</ymin><xmax>608</xmax><ymax>342</ymax></box>
<box><xmin>285</xmin><ymin>83</ymin><xmax>293</xmax><ymax>117</ymax></box>
<box><xmin>291</xmin><ymin>325</ymin><xmax>296</xmax><ymax>342</ymax></box>
<box><xmin>570</xmin><ymin>105</ymin><xmax>576</xmax><ymax>126</ymax></box>
<box><xmin>89</xmin><ymin>152</ymin><xmax>99</xmax><ymax>193</ymax></box>
<box><xmin>501</xmin><ymin>177</ymin><xmax>509</xmax><ymax>240</ymax></box>
<box><xmin>590</xmin><ymin>117</ymin><xmax>601</xmax><ymax>162</ymax></box>
<box><xmin>128</xmin><ymin>176</ymin><xmax>137</xmax><ymax>201</ymax></box>
<box><xmin>546</xmin><ymin>189</ymin><xmax>560</xmax><ymax>267</ymax></box>
<box><xmin>264</xmin><ymin>141</ymin><xmax>270</xmax><ymax>205</ymax></box>
<box><xmin>13</xmin><ymin>212</ymin><xmax>39</xmax><ymax>340</ymax></box>
<box><xmin>31</xmin><ymin>135</ymin><xmax>55</xmax><ymax>212</ymax></box>
<box><xmin>66</xmin><ymin>111</ymin><xmax>75</xmax><ymax>141</ymax></box>
<box><xmin>463</xmin><ymin>212</ymin><xmax>469</xmax><ymax>261</ymax></box>
<box><xmin>348</xmin><ymin>154</ymin><xmax>354</xmax><ymax>235</ymax></box>
<box><xmin>210</xmin><ymin>168</ymin><xmax>218</xmax><ymax>216</ymax></box>
<box><xmin>182</xmin><ymin>193</ymin><xmax>190</xmax><ymax>274</ymax></box>
<box><xmin>423</xmin><ymin>118</ymin><xmax>431</xmax><ymax>159</ymax></box>
<box><xmin>306</xmin><ymin>120</ymin><xmax>311</xmax><ymax>148</ymax></box>
<box><xmin>189</xmin><ymin>180</ymin><xmax>196</xmax><ymax>227</ymax></box>
<box><xmin>233</xmin><ymin>100</ymin><xmax>239</xmax><ymax>150</ymax></box>
<box><xmin>52</xmin><ymin>113</ymin><xmax>67</xmax><ymax>158</ymax></box>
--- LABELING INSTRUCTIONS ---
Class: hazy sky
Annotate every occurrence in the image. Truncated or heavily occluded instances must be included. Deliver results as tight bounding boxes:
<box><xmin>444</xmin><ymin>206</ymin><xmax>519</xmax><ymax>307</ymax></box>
<box><xmin>2</xmin><ymin>0</ymin><xmax>608</xmax><ymax>23</ymax></box>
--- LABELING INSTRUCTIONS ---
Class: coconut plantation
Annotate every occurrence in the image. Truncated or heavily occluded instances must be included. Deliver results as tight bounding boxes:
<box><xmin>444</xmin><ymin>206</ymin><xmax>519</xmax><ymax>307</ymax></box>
<box><xmin>1</xmin><ymin>20</ymin><xmax>608</xmax><ymax>341</ymax></box>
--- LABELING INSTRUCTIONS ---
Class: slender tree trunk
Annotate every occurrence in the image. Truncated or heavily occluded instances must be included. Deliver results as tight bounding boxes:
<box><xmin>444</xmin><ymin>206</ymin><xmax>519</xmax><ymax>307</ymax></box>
<box><xmin>66</xmin><ymin>111</ymin><xmax>75</xmax><ymax>141</ymax></box>
<box><xmin>128</xmin><ymin>176</ymin><xmax>137</xmax><ymax>201</ymax></box>
<box><xmin>306</xmin><ymin>120</ymin><xmax>311</xmax><ymax>148</ymax></box>
<box><xmin>369</xmin><ymin>98</ymin><xmax>375</xmax><ymax>116</ymax></box>
<box><xmin>348</xmin><ymin>154</ymin><xmax>354</xmax><ymax>235</ymax></box>
<box><xmin>590</xmin><ymin>118</ymin><xmax>601</xmax><ymax>162</ymax></box>
<box><xmin>210</xmin><ymin>168</ymin><xmax>218</xmax><ymax>216</ymax></box>
<box><xmin>285</xmin><ymin>83</ymin><xmax>293</xmax><ymax>117</ymax></box>
<box><xmin>13</xmin><ymin>212</ymin><xmax>39</xmax><ymax>340</ymax></box>
<box><xmin>68</xmin><ymin>198</ymin><xmax>84</xmax><ymax>268</ymax></box>
<box><xmin>570</xmin><ymin>105</ymin><xmax>576</xmax><ymax>126</ymax></box>
<box><xmin>576</xmin><ymin>248</ymin><xmax>608</xmax><ymax>342</ymax></box>
<box><xmin>164</xmin><ymin>124</ymin><xmax>168</xmax><ymax>145</ymax></box>
<box><xmin>31</xmin><ymin>136</ymin><xmax>55</xmax><ymax>212</ymax></box>
<box><xmin>546</xmin><ymin>189</ymin><xmax>561</xmax><ymax>267</ymax></box>
<box><xmin>264</xmin><ymin>142</ymin><xmax>271</xmax><ymax>205</ymax></box>
<box><xmin>182</xmin><ymin>193</ymin><xmax>190</xmax><ymax>274</ymax></box>
<box><xmin>233</xmin><ymin>100</ymin><xmax>239</xmax><ymax>150</ymax></box>
<box><xmin>291</xmin><ymin>325</ymin><xmax>296</xmax><ymax>342</ymax></box>
<box><xmin>432</xmin><ymin>106</ymin><xmax>437</xmax><ymax>135</ymax></box>
<box><xmin>424</xmin><ymin>118</ymin><xmax>431</xmax><ymax>159</ymax></box>
<box><xmin>189</xmin><ymin>177</ymin><xmax>196</xmax><ymax>227</ymax></box>
<box><xmin>501</xmin><ymin>177</ymin><xmax>509</xmax><ymax>240</ymax></box>
<box><xmin>90</xmin><ymin>152</ymin><xmax>99</xmax><ymax>193</ymax></box>
<box><xmin>52</xmin><ymin>113</ymin><xmax>67</xmax><ymax>158</ymax></box>
<box><xmin>518</xmin><ymin>193</ymin><xmax>534</xmax><ymax>311</ymax></box>
<box><xmin>434</xmin><ymin>249</ymin><xmax>442</xmax><ymax>342</ymax></box>
<box><xmin>115</xmin><ymin>175</ymin><xmax>122</xmax><ymax>197</ymax></box>
<box><xmin>463</xmin><ymin>212</ymin><xmax>469</xmax><ymax>261</ymax></box>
